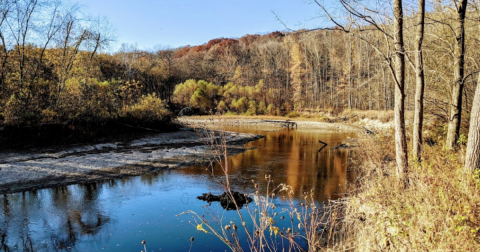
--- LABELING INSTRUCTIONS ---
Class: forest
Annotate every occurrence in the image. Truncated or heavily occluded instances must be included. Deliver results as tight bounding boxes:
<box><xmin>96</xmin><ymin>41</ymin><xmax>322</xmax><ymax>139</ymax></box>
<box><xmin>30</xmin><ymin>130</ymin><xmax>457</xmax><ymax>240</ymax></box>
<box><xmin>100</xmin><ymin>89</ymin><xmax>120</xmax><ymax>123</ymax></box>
<box><xmin>0</xmin><ymin>1</ymin><xmax>478</xmax><ymax>128</ymax></box>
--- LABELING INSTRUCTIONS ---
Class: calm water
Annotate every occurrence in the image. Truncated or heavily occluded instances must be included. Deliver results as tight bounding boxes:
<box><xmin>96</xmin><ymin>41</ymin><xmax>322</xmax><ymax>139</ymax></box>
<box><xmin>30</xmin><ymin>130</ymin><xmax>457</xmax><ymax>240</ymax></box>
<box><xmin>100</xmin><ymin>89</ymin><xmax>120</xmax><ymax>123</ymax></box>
<box><xmin>0</xmin><ymin>126</ymin><xmax>355</xmax><ymax>251</ymax></box>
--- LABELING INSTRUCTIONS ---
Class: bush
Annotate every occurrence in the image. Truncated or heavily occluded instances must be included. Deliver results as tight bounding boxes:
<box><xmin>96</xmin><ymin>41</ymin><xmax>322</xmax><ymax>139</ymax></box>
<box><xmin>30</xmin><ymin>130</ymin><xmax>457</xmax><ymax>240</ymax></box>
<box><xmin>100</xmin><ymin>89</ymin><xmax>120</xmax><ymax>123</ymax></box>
<box><xmin>121</xmin><ymin>93</ymin><xmax>169</xmax><ymax>122</ymax></box>
<box><xmin>286</xmin><ymin>111</ymin><xmax>299</xmax><ymax>118</ymax></box>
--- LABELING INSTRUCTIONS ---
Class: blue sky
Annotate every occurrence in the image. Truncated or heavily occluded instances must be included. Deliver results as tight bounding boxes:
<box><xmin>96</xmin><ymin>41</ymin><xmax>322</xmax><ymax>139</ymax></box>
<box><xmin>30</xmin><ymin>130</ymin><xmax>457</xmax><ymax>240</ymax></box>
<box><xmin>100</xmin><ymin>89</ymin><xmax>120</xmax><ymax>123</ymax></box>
<box><xmin>76</xmin><ymin>0</ymin><xmax>325</xmax><ymax>51</ymax></box>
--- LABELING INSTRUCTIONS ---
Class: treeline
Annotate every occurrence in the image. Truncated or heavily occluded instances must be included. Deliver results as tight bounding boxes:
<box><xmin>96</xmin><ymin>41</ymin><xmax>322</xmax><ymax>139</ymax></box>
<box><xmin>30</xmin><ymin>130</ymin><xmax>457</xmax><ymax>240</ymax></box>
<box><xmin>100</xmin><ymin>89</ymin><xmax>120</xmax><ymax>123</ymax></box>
<box><xmin>165</xmin><ymin>6</ymin><xmax>479</xmax><ymax>121</ymax></box>
<box><xmin>2</xmin><ymin>0</ymin><xmax>480</xmax><ymax>129</ymax></box>
<box><xmin>0</xmin><ymin>0</ymin><xmax>173</xmax><ymax>127</ymax></box>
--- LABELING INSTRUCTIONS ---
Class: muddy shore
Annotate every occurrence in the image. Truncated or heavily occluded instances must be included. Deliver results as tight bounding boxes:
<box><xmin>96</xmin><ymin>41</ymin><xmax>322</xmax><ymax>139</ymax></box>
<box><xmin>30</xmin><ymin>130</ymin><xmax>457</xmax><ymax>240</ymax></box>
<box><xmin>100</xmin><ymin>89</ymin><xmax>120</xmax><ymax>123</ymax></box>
<box><xmin>0</xmin><ymin>128</ymin><xmax>263</xmax><ymax>194</ymax></box>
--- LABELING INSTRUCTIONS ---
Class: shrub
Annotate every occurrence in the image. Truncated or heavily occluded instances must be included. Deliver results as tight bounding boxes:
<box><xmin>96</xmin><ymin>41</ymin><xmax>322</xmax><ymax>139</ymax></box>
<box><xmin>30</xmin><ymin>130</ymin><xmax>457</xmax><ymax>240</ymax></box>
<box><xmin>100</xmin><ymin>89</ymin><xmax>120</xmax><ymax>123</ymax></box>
<box><xmin>286</xmin><ymin>111</ymin><xmax>299</xmax><ymax>118</ymax></box>
<box><xmin>121</xmin><ymin>93</ymin><xmax>169</xmax><ymax>122</ymax></box>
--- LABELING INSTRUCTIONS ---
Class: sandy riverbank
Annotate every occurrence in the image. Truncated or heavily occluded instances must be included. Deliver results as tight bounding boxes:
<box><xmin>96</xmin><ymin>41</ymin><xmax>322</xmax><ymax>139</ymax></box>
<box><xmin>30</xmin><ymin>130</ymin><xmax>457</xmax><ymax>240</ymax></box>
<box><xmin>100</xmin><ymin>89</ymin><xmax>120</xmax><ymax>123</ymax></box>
<box><xmin>178</xmin><ymin>117</ymin><xmax>367</xmax><ymax>132</ymax></box>
<box><xmin>0</xmin><ymin>129</ymin><xmax>263</xmax><ymax>194</ymax></box>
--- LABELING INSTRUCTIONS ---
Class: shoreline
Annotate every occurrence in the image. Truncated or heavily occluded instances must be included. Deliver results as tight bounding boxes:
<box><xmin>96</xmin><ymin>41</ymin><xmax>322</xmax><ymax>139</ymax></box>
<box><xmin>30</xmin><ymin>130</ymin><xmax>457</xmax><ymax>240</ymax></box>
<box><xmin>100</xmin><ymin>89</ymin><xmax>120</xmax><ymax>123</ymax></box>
<box><xmin>0</xmin><ymin>129</ymin><xmax>263</xmax><ymax>194</ymax></box>
<box><xmin>178</xmin><ymin>117</ymin><xmax>365</xmax><ymax>132</ymax></box>
<box><xmin>0</xmin><ymin>117</ymin><xmax>371</xmax><ymax>195</ymax></box>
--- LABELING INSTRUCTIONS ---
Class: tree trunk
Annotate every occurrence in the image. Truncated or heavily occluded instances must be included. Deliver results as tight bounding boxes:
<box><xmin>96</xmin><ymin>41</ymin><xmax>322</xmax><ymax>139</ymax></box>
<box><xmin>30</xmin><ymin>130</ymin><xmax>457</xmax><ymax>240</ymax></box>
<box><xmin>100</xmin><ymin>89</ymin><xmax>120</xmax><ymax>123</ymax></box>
<box><xmin>393</xmin><ymin>0</ymin><xmax>408</xmax><ymax>179</ymax></box>
<box><xmin>446</xmin><ymin>0</ymin><xmax>468</xmax><ymax>149</ymax></box>
<box><xmin>348</xmin><ymin>37</ymin><xmax>353</xmax><ymax>109</ymax></box>
<box><xmin>413</xmin><ymin>0</ymin><xmax>426</xmax><ymax>161</ymax></box>
<box><xmin>464</xmin><ymin>73</ymin><xmax>480</xmax><ymax>172</ymax></box>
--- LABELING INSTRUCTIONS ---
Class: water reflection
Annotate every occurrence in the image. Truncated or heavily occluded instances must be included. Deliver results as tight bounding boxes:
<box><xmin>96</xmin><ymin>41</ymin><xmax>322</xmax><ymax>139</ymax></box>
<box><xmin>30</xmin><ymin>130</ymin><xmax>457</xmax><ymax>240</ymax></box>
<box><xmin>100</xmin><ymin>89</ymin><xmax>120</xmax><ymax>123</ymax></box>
<box><xmin>0</xmin><ymin>184</ymin><xmax>109</xmax><ymax>251</ymax></box>
<box><xmin>181</xmin><ymin>127</ymin><xmax>355</xmax><ymax>202</ymax></box>
<box><xmin>0</xmin><ymin>126</ymin><xmax>355</xmax><ymax>251</ymax></box>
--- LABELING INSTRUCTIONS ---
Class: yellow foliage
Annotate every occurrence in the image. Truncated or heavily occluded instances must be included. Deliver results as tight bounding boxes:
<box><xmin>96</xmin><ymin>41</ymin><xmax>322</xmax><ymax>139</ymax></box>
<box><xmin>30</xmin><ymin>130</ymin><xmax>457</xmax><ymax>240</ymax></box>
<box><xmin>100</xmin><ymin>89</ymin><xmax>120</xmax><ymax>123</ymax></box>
<box><xmin>121</xmin><ymin>93</ymin><xmax>169</xmax><ymax>122</ymax></box>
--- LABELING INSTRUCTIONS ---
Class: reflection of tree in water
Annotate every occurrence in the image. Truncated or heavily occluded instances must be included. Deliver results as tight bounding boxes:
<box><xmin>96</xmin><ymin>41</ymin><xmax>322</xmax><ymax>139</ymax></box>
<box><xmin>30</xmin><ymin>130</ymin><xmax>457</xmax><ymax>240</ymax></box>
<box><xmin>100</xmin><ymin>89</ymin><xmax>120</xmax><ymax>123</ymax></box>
<box><xmin>0</xmin><ymin>183</ymin><xmax>110</xmax><ymax>251</ymax></box>
<box><xmin>1</xmin><ymin>195</ymin><xmax>10</xmax><ymax>252</ymax></box>
<box><xmin>1</xmin><ymin>232</ymin><xmax>9</xmax><ymax>252</ymax></box>
<box><xmin>178</xmin><ymin>129</ymin><xmax>353</xmax><ymax>202</ymax></box>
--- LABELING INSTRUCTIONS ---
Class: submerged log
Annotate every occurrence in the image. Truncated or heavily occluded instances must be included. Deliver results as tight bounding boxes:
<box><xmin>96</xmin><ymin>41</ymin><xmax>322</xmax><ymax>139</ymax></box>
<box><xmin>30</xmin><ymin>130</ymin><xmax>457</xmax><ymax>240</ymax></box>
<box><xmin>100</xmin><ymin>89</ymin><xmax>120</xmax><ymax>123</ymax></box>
<box><xmin>197</xmin><ymin>191</ymin><xmax>253</xmax><ymax>210</ymax></box>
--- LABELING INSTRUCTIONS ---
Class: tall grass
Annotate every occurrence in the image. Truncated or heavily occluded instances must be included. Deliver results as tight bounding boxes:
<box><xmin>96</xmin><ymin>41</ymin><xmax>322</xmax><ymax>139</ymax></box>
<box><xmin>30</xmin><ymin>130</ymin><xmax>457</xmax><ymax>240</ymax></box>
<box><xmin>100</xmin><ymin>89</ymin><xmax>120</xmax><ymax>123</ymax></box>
<box><xmin>332</xmin><ymin>128</ymin><xmax>480</xmax><ymax>251</ymax></box>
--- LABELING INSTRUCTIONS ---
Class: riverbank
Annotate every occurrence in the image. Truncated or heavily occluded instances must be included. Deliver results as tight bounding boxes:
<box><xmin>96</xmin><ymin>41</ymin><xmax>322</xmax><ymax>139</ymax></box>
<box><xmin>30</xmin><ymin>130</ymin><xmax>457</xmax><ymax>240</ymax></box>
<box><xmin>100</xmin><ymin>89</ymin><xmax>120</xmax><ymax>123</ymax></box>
<box><xmin>327</xmin><ymin>125</ymin><xmax>480</xmax><ymax>251</ymax></box>
<box><xmin>178</xmin><ymin>116</ymin><xmax>367</xmax><ymax>132</ymax></box>
<box><xmin>0</xmin><ymin>129</ymin><xmax>263</xmax><ymax>194</ymax></box>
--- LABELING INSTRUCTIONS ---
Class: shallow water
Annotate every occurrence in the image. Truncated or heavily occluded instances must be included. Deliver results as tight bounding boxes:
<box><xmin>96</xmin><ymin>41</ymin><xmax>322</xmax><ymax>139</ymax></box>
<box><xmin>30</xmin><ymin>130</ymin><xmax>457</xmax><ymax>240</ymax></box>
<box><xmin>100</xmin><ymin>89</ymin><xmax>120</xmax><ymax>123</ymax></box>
<box><xmin>0</xmin><ymin>126</ymin><xmax>355</xmax><ymax>251</ymax></box>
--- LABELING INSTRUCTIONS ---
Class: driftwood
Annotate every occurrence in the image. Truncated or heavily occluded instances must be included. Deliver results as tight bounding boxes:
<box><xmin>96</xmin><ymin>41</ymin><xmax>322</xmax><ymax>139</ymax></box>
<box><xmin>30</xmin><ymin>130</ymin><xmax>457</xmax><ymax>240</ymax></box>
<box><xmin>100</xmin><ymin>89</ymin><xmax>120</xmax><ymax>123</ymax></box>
<box><xmin>362</xmin><ymin>126</ymin><xmax>375</xmax><ymax>135</ymax></box>
<box><xmin>261</xmin><ymin>120</ymin><xmax>297</xmax><ymax>128</ymax></box>
<box><xmin>178</xmin><ymin>107</ymin><xmax>193</xmax><ymax>116</ymax></box>
<box><xmin>197</xmin><ymin>191</ymin><xmax>253</xmax><ymax>210</ymax></box>
<box><xmin>318</xmin><ymin>140</ymin><xmax>328</xmax><ymax>152</ymax></box>
<box><xmin>332</xmin><ymin>138</ymin><xmax>360</xmax><ymax>149</ymax></box>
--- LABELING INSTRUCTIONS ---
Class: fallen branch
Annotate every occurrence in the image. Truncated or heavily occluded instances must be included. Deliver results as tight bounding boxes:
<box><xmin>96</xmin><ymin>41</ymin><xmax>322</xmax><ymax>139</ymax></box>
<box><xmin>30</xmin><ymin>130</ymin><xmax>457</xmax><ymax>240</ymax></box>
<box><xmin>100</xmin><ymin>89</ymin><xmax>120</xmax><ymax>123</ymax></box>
<box><xmin>318</xmin><ymin>140</ymin><xmax>328</xmax><ymax>152</ymax></box>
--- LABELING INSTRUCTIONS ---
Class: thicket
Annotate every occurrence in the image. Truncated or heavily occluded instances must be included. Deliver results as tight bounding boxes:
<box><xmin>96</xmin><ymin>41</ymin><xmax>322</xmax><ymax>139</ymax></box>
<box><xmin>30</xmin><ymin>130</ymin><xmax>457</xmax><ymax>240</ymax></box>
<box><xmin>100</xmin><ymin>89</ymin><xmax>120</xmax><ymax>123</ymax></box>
<box><xmin>327</xmin><ymin>125</ymin><xmax>480</xmax><ymax>251</ymax></box>
<box><xmin>173</xmin><ymin>79</ymin><xmax>281</xmax><ymax>116</ymax></box>
<box><xmin>0</xmin><ymin>0</ymin><xmax>173</xmax><ymax>128</ymax></box>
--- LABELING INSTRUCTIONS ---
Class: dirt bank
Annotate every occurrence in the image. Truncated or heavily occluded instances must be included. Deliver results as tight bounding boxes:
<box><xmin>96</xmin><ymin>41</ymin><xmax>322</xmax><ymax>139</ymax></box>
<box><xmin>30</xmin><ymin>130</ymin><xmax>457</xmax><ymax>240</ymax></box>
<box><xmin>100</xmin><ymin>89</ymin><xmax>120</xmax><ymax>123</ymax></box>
<box><xmin>0</xmin><ymin>129</ymin><xmax>263</xmax><ymax>194</ymax></box>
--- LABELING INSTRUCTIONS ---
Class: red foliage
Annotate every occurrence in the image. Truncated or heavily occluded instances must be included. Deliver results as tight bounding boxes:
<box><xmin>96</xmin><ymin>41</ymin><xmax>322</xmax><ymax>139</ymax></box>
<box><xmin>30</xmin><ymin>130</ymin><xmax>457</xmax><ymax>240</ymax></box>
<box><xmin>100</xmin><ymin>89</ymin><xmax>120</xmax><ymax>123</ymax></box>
<box><xmin>174</xmin><ymin>46</ymin><xmax>191</xmax><ymax>58</ymax></box>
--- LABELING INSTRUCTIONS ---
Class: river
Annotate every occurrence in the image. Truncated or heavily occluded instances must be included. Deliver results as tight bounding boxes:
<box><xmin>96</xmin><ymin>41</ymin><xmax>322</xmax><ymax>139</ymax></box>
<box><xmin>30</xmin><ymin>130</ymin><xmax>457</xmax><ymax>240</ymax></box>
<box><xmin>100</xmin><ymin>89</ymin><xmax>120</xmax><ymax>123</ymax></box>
<box><xmin>0</xmin><ymin>125</ymin><xmax>355</xmax><ymax>251</ymax></box>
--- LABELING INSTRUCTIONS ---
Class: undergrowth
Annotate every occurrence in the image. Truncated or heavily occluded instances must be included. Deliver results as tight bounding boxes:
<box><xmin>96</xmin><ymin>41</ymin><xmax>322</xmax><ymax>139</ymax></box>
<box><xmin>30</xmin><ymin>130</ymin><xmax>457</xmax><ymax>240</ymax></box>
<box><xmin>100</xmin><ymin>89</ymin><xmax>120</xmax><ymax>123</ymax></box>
<box><xmin>180</xmin><ymin>113</ymin><xmax>479</xmax><ymax>251</ymax></box>
<box><xmin>332</xmin><ymin>129</ymin><xmax>480</xmax><ymax>251</ymax></box>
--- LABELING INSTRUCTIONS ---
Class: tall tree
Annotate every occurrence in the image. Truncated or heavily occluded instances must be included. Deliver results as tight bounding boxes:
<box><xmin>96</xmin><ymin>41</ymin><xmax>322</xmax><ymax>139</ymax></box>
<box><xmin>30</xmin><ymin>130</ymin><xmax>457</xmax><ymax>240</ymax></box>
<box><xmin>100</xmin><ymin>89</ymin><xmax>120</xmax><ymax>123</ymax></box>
<box><xmin>412</xmin><ymin>0</ymin><xmax>426</xmax><ymax>161</ymax></box>
<box><xmin>315</xmin><ymin>0</ymin><xmax>408</xmax><ymax>178</ymax></box>
<box><xmin>393</xmin><ymin>0</ymin><xmax>408</xmax><ymax>178</ymax></box>
<box><xmin>464</xmin><ymin>73</ymin><xmax>480</xmax><ymax>172</ymax></box>
<box><xmin>446</xmin><ymin>0</ymin><xmax>468</xmax><ymax>149</ymax></box>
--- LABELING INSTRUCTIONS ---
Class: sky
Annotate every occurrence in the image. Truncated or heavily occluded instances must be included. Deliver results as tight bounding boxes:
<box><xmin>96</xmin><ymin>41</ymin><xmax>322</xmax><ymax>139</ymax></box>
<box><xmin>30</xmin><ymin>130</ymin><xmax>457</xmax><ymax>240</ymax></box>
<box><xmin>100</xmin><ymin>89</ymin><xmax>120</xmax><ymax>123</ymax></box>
<box><xmin>76</xmin><ymin>0</ymin><xmax>326</xmax><ymax>51</ymax></box>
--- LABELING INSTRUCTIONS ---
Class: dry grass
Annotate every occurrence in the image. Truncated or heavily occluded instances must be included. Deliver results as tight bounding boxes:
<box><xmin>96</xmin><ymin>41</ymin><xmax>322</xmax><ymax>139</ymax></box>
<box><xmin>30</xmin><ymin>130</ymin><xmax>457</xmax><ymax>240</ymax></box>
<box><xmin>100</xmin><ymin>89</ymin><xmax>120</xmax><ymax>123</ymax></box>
<box><xmin>331</xmin><ymin>129</ymin><xmax>480</xmax><ymax>251</ymax></box>
<box><xmin>183</xmin><ymin>111</ymin><xmax>480</xmax><ymax>251</ymax></box>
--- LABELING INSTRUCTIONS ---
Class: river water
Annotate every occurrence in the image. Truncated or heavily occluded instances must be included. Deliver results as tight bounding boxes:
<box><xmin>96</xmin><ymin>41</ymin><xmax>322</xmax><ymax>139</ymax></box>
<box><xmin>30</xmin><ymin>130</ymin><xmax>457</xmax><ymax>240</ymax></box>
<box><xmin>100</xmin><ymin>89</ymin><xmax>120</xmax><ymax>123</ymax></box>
<box><xmin>0</xmin><ymin>126</ymin><xmax>355</xmax><ymax>251</ymax></box>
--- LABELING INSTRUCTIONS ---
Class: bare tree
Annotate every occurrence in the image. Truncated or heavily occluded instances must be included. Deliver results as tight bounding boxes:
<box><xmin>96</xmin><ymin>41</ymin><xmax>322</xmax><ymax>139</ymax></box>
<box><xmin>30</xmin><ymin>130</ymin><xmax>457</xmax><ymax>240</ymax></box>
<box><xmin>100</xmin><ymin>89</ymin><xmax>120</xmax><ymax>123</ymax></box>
<box><xmin>392</xmin><ymin>0</ymin><xmax>408</xmax><ymax>178</ymax></box>
<box><xmin>0</xmin><ymin>0</ymin><xmax>13</xmax><ymax>92</ymax></box>
<box><xmin>446</xmin><ymin>0</ymin><xmax>468</xmax><ymax>149</ymax></box>
<box><xmin>464</xmin><ymin>72</ymin><xmax>480</xmax><ymax>172</ymax></box>
<box><xmin>412</xmin><ymin>0</ymin><xmax>426</xmax><ymax>161</ymax></box>
<box><xmin>315</xmin><ymin>0</ymin><xmax>409</xmax><ymax>178</ymax></box>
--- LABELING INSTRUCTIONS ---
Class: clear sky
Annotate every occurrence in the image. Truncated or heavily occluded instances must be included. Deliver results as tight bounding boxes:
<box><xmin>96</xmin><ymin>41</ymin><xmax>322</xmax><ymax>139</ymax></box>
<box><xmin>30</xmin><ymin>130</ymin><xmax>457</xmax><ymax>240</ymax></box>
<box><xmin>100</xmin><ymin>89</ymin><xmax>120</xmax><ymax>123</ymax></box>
<box><xmin>76</xmin><ymin>0</ymin><xmax>324</xmax><ymax>51</ymax></box>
